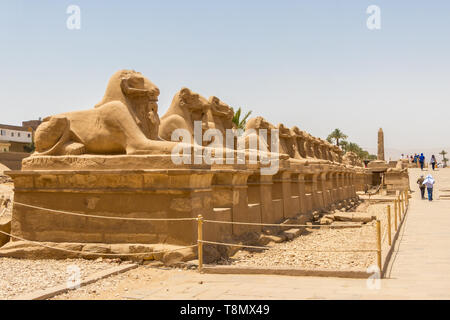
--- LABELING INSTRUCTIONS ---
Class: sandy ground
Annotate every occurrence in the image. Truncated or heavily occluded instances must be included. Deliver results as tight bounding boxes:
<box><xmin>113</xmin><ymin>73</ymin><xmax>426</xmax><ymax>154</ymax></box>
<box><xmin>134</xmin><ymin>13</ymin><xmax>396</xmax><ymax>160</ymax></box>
<box><xmin>223</xmin><ymin>202</ymin><xmax>393</xmax><ymax>271</ymax></box>
<box><xmin>0</xmin><ymin>258</ymin><xmax>122</xmax><ymax>300</ymax></box>
<box><xmin>53</xmin><ymin>264</ymin><xmax>185</xmax><ymax>300</ymax></box>
<box><xmin>226</xmin><ymin>225</ymin><xmax>377</xmax><ymax>271</ymax></box>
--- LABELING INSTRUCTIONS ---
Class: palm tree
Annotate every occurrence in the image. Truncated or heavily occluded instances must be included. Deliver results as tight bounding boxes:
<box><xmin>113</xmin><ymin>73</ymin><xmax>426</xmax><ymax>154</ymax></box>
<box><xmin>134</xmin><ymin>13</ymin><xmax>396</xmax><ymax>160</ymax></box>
<box><xmin>232</xmin><ymin>107</ymin><xmax>252</xmax><ymax>130</ymax></box>
<box><xmin>327</xmin><ymin>129</ymin><xmax>348</xmax><ymax>147</ymax></box>
<box><xmin>440</xmin><ymin>150</ymin><xmax>448</xmax><ymax>168</ymax></box>
<box><xmin>347</xmin><ymin>142</ymin><xmax>361</xmax><ymax>154</ymax></box>
<box><xmin>339</xmin><ymin>140</ymin><xmax>349</xmax><ymax>153</ymax></box>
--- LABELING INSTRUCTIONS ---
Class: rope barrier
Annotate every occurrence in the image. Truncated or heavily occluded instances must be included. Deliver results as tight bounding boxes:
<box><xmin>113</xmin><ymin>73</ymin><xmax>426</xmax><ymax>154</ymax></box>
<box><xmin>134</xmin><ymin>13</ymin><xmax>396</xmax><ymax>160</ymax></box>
<box><xmin>13</xmin><ymin>202</ymin><xmax>363</xmax><ymax>228</ymax></box>
<box><xmin>203</xmin><ymin>219</ymin><xmax>363</xmax><ymax>228</ymax></box>
<box><xmin>199</xmin><ymin>240</ymin><xmax>377</xmax><ymax>253</ymax></box>
<box><xmin>14</xmin><ymin>202</ymin><xmax>198</xmax><ymax>222</ymax></box>
<box><xmin>0</xmin><ymin>230</ymin><xmax>197</xmax><ymax>256</ymax></box>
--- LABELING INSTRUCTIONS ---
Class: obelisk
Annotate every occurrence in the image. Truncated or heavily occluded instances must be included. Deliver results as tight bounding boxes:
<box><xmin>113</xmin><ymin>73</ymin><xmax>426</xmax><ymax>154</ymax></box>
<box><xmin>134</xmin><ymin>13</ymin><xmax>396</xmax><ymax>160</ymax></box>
<box><xmin>377</xmin><ymin>128</ymin><xmax>385</xmax><ymax>161</ymax></box>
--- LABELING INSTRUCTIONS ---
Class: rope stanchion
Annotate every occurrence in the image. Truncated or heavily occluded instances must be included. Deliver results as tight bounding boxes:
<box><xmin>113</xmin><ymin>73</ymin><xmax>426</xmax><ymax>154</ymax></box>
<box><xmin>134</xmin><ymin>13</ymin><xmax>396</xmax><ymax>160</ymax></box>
<box><xmin>197</xmin><ymin>214</ymin><xmax>203</xmax><ymax>272</ymax></box>
<box><xmin>394</xmin><ymin>199</ymin><xmax>398</xmax><ymax>231</ymax></box>
<box><xmin>198</xmin><ymin>240</ymin><xmax>377</xmax><ymax>253</ymax></box>
<box><xmin>387</xmin><ymin>205</ymin><xmax>392</xmax><ymax>246</ymax></box>
<box><xmin>0</xmin><ymin>230</ymin><xmax>197</xmax><ymax>257</ymax></box>
<box><xmin>14</xmin><ymin>202</ymin><xmax>198</xmax><ymax>222</ymax></box>
<box><xmin>376</xmin><ymin>220</ymin><xmax>382</xmax><ymax>272</ymax></box>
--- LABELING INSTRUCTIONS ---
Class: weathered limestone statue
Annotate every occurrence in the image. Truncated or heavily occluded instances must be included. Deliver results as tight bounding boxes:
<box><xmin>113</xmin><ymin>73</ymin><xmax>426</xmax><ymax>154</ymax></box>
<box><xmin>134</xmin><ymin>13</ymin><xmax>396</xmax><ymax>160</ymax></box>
<box><xmin>34</xmin><ymin>70</ymin><xmax>175</xmax><ymax>156</ymax></box>
<box><xmin>159</xmin><ymin>88</ymin><xmax>234</xmax><ymax>147</ymax></box>
<box><xmin>242</xmin><ymin>116</ymin><xmax>275</xmax><ymax>151</ymax></box>
<box><xmin>331</xmin><ymin>145</ymin><xmax>343</xmax><ymax>163</ymax></box>
<box><xmin>343</xmin><ymin>151</ymin><xmax>363</xmax><ymax>167</ymax></box>
<box><xmin>377</xmin><ymin>128</ymin><xmax>385</xmax><ymax>161</ymax></box>
<box><xmin>277</xmin><ymin>123</ymin><xmax>297</xmax><ymax>158</ymax></box>
<box><xmin>291</xmin><ymin>126</ymin><xmax>307</xmax><ymax>159</ymax></box>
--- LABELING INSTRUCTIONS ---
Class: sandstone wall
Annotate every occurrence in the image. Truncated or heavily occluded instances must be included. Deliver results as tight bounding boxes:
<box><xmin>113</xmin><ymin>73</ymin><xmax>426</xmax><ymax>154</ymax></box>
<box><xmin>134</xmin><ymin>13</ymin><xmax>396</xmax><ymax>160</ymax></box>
<box><xmin>0</xmin><ymin>152</ymin><xmax>30</xmax><ymax>170</ymax></box>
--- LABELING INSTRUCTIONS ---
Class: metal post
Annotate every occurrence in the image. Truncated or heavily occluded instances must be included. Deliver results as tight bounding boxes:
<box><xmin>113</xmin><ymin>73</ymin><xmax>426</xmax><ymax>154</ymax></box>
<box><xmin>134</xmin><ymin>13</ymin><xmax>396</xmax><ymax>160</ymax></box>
<box><xmin>405</xmin><ymin>190</ymin><xmax>409</xmax><ymax>208</ymax></box>
<box><xmin>404</xmin><ymin>190</ymin><xmax>408</xmax><ymax>210</ymax></box>
<box><xmin>197</xmin><ymin>214</ymin><xmax>203</xmax><ymax>272</ymax></box>
<box><xmin>394</xmin><ymin>199</ymin><xmax>398</xmax><ymax>231</ymax></box>
<box><xmin>387</xmin><ymin>205</ymin><xmax>392</xmax><ymax>246</ymax></box>
<box><xmin>400</xmin><ymin>194</ymin><xmax>404</xmax><ymax>217</ymax></box>
<box><xmin>376</xmin><ymin>220</ymin><xmax>382</xmax><ymax>273</ymax></box>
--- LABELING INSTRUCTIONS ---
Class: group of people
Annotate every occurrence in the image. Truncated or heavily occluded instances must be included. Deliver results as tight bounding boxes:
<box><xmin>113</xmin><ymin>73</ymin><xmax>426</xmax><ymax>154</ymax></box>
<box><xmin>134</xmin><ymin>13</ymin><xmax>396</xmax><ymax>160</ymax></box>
<box><xmin>417</xmin><ymin>174</ymin><xmax>436</xmax><ymax>201</ymax></box>
<box><xmin>410</xmin><ymin>153</ymin><xmax>438</xmax><ymax>171</ymax></box>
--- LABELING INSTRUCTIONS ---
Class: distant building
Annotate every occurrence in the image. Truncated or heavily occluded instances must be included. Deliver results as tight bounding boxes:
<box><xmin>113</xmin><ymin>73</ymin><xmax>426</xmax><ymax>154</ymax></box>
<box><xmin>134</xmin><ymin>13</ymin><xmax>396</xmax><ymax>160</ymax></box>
<box><xmin>0</xmin><ymin>119</ymin><xmax>42</xmax><ymax>153</ymax></box>
<box><xmin>0</xmin><ymin>141</ymin><xmax>10</xmax><ymax>152</ymax></box>
<box><xmin>22</xmin><ymin>119</ymin><xmax>42</xmax><ymax>132</ymax></box>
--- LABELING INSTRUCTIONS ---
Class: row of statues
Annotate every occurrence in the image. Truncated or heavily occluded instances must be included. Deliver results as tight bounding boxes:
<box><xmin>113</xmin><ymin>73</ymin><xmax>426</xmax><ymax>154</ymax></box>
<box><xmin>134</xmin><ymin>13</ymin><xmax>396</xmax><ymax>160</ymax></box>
<box><xmin>33</xmin><ymin>70</ymin><xmax>345</xmax><ymax>166</ymax></box>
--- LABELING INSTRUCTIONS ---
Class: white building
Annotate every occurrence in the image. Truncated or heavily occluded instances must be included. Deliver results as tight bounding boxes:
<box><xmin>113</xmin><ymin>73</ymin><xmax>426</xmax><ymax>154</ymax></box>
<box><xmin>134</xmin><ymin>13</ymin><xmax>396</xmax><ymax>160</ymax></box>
<box><xmin>0</xmin><ymin>124</ymin><xmax>33</xmax><ymax>144</ymax></box>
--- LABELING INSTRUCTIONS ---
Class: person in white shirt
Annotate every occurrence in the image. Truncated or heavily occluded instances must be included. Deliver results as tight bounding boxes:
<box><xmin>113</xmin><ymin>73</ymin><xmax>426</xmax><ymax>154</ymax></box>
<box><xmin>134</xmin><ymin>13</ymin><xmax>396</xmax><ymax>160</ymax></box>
<box><xmin>422</xmin><ymin>174</ymin><xmax>435</xmax><ymax>201</ymax></box>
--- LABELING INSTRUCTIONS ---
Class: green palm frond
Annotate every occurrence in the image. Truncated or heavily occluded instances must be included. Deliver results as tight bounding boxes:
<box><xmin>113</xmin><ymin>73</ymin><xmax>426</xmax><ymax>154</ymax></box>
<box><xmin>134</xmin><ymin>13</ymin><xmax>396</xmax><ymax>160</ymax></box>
<box><xmin>232</xmin><ymin>107</ymin><xmax>252</xmax><ymax>130</ymax></box>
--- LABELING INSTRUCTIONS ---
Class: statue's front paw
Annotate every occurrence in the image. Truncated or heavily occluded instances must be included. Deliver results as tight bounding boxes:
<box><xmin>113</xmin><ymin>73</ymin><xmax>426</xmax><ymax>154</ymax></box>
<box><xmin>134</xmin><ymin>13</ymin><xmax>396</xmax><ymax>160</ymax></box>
<box><xmin>64</xmin><ymin>142</ymin><xmax>86</xmax><ymax>155</ymax></box>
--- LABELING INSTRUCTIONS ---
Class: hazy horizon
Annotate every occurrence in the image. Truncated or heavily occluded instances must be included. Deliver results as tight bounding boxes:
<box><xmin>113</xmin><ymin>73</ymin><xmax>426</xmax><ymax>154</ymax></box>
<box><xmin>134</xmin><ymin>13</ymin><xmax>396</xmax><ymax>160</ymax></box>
<box><xmin>1</xmin><ymin>1</ymin><xmax>449</xmax><ymax>153</ymax></box>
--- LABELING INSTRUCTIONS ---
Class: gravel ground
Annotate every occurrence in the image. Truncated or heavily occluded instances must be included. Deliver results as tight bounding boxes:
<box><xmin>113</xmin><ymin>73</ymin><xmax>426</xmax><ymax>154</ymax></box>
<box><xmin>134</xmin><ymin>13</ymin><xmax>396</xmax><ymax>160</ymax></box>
<box><xmin>53</xmin><ymin>264</ymin><xmax>176</xmax><ymax>300</ymax></box>
<box><xmin>0</xmin><ymin>258</ymin><xmax>121</xmax><ymax>300</ymax></box>
<box><xmin>224</xmin><ymin>201</ymin><xmax>394</xmax><ymax>272</ymax></box>
<box><xmin>226</xmin><ymin>225</ymin><xmax>377</xmax><ymax>271</ymax></box>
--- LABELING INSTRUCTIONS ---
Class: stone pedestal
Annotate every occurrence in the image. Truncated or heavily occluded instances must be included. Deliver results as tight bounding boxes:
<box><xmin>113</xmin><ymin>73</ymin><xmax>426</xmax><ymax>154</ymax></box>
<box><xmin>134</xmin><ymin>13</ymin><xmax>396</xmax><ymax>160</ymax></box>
<box><xmin>8</xmin><ymin>155</ymin><xmax>213</xmax><ymax>246</ymax></box>
<box><xmin>211</xmin><ymin>168</ymin><xmax>254</xmax><ymax>236</ymax></box>
<box><xmin>247</xmin><ymin>173</ymin><xmax>274</xmax><ymax>224</ymax></box>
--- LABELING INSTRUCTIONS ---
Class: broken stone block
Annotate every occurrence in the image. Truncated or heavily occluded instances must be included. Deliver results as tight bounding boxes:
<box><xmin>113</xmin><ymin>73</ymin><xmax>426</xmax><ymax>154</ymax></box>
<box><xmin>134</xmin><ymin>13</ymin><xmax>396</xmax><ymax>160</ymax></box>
<box><xmin>319</xmin><ymin>217</ymin><xmax>333</xmax><ymax>225</ymax></box>
<box><xmin>281</xmin><ymin>228</ymin><xmax>302</xmax><ymax>240</ymax></box>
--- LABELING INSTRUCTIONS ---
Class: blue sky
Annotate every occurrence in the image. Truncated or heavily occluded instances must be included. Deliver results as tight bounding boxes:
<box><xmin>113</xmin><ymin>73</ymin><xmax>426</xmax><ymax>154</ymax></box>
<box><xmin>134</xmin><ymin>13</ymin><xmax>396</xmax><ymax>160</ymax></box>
<box><xmin>1</xmin><ymin>0</ymin><xmax>450</xmax><ymax>155</ymax></box>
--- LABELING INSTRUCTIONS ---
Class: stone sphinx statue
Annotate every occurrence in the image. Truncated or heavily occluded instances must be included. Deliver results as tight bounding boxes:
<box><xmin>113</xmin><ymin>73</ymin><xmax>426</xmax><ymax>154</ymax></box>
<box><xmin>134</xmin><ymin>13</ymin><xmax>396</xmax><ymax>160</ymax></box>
<box><xmin>343</xmin><ymin>151</ymin><xmax>363</xmax><ymax>167</ymax></box>
<box><xmin>34</xmin><ymin>70</ymin><xmax>176</xmax><ymax>156</ymax></box>
<box><xmin>159</xmin><ymin>88</ymin><xmax>235</xmax><ymax>147</ymax></box>
<box><xmin>242</xmin><ymin>116</ymin><xmax>275</xmax><ymax>152</ymax></box>
<box><xmin>291</xmin><ymin>126</ymin><xmax>308</xmax><ymax>159</ymax></box>
<box><xmin>331</xmin><ymin>145</ymin><xmax>343</xmax><ymax>163</ymax></box>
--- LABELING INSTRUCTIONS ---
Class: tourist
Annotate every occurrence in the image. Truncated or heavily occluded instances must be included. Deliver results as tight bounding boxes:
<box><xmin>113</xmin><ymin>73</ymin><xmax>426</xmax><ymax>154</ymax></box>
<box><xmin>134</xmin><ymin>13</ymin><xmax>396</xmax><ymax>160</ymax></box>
<box><xmin>419</xmin><ymin>153</ymin><xmax>425</xmax><ymax>170</ymax></box>
<box><xmin>431</xmin><ymin>155</ymin><xmax>437</xmax><ymax>170</ymax></box>
<box><xmin>417</xmin><ymin>175</ymin><xmax>426</xmax><ymax>199</ymax></box>
<box><xmin>422</xmin><ymin>174</ymin><xmax>435</xmax><ymax>201</ymax></box>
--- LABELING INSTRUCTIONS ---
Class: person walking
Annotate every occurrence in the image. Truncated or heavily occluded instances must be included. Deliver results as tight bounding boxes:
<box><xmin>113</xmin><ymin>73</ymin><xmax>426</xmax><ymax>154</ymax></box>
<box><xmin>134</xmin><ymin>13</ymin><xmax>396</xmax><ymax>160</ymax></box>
<box><xmin>417</xmin><ymin>175</ymin><xmax>426</xmax><ymax>199</ymax></box>
<box><xmin>431</xmin><ymin>155</ymin><xmax>437</xmax><ymax>170</ymax></box>
<box><xmin>423</xmin><ymin>174</ymin><xmax>435</xmax><ymax>201</ymax></box>
<box><xmin>419</xmin><ymin>153</ymin><xmax>425</xmax><ymax>171</ymax></box>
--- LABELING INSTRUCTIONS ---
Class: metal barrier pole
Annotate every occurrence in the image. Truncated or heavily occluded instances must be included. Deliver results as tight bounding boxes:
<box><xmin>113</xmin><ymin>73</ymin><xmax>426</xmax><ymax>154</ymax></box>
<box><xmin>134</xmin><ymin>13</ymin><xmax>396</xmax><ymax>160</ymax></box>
<box><xmin>405</xmin><ymin>189</ymin><xmax>409</xmax><ymax>208</ymax></box>
<box><xmin>387</xmin><ymin>205</ymin><xmax>392</xmax><ymax>246</ymax></box>
<box><xmin>394</xmin><ymin>199</ymin><xmax>398</xmax><ymax>231</ymax></box>
<box><xmin>400</xmin><ymin>194</ymin><xmax>405</xmax><ymax>217</ymax></box>
<box><xmin>197</xmin><ymin>214</ymin><xmax>203</xmax><ymax>273</ymax></box>
<box><xmin>376</xmin><ymin>220</ymin><xmax>382</xmax><ymax>273</ymax></box>
<box><xmin>404</xmin><ymin>190</ymin><xmax>408</xmax><ymax>211</ymax></box>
